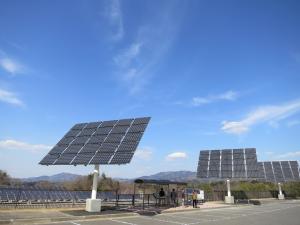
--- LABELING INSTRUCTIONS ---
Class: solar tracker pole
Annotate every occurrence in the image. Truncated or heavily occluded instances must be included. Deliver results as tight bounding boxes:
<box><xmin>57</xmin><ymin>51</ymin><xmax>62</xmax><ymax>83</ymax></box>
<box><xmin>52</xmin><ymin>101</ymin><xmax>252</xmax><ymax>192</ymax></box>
<box><xmin>226</xmin><ymin>179</ymin><xmax>231</xmax><ymax>197</ymax></box>
<box><xmin>86</xmin><ymin>164</ymin><xmax>101</xmax><ymax>212</ymax></box>
<box><xmin>91</xmin><ymin>164</ymin><xmax>99</xmax><ymax>199</ymax></box>
<box><xmin>277</xmin><ymin>182</ymin><xmax>285</xmax><ymax>200</ymax></box>
<box><xmin>225</xmin><ymin>179</ymin><xmax>234</xmax><ymax>204</ymax></box>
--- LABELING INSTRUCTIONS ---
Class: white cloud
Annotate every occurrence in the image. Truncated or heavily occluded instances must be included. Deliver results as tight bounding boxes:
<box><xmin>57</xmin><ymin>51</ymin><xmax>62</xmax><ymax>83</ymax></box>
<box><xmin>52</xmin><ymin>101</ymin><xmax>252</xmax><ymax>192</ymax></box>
<box><xmin>192</xmin><ymin>90</ymin><xmax>238</xmax><ymax>106</ymax></box>
<box><xmin>166</xmin><ymin>152</ymin><xmax>187</xmax><ymax>161</ymax></box>
<box><xmin>112</xmin><ymin>3</ymin><xmax>184</xmax><ymax>94</ymax></box>
<box><xmin>134</xmin><ymin>147</ymin><xmax>153</xmax><ymax>160</ymax></box>
<box><xmin>105</xmin><ymin>0</ymin><xmax>124</xmax><ymax>41</ymax></box>
<box><xmin>114</xmin><ymin>42</ymin><xmax>143</xmax><ymax>68</ymax></box>
<box><xmin>0</xmin><ymin>88</ymin><xmax>24</xmax><ymax>107</ymax></box>
<box><xmin>276</xmin><ymin>151</ymin><xmax>300</xmax><ymax>159</ymax></box>
<box><xmin>0</xmin><ymin>57</ymin><xmax>24</xmax><ymax>75</ymax></box>
<box><xmin>0</xmin><ymin>139</ymin><xmax>52</xmax><ymax>153</ymax></box>
<box><xmin>222</xmin><ymin>99</ymin><xmax>300</xmax><ymax>135</ymax></box>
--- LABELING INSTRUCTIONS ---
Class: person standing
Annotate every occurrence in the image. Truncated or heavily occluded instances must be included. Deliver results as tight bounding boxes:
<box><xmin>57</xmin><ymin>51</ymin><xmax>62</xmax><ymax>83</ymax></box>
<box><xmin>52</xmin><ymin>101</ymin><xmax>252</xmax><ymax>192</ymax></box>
<box><xmin>170</xmin><ymin>189</ymin><xmax>177</xmax><ymax>207</ymax></box>
<box><xmin>192</xmin><ymin>190</ymin><xmax>197</xmax><ymax>208</ymax></box>
<box><xmin>181</xmin><ymin>189</ymin><xmax>185</xmax><ymax>206</ymax></box>
<box><xmin>159</xmin><ymin>188</ymin><xmax>165</xmax><ymax>205</ymax></box>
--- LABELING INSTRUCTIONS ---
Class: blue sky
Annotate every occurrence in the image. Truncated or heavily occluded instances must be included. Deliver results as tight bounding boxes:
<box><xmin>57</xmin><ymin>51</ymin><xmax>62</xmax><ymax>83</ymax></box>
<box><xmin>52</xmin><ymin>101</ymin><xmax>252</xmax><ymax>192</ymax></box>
<box><xmin>0</xmin><ymin>0</ymin><xmax>300</xmax><ymax>178</ymax></box>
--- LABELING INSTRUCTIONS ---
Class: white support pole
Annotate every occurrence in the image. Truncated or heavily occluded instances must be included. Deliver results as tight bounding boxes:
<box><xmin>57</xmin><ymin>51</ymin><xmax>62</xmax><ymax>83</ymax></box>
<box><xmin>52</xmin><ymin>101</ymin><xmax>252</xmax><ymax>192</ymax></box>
<box><xmin>227</xmin><ymin>179</ymin><xmax>231</xmax><ymax>197</ymax></box>
<box><xmin>278</xmin><ymin>182</ymin><xmax>285</xmax><ymax>200</ymax></box>
<box><xmin>225</xmin><ymin>179</ymin><xmax>234</xmax><ymax>204</ymax></box>
<box><xmin>91</xmin><ymin>164</ymin><xmax>99</xmax><ymax>199</ymax></box>
<box><xmin>86</xmin><ymin>165</ymin><xmax>101</xmax><ymax>212</ymax></box>
<box><xmin>278</xmin><ymin>182</ymin><xmax>282</xmax><ymax>195</ymax></box>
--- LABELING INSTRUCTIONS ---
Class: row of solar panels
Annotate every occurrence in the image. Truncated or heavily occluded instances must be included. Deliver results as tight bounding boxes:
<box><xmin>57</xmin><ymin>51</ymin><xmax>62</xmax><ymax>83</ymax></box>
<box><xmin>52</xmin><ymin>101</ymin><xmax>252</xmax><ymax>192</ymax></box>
<box><xmin>0</xmin><ymin>188</ymin><xmax>138</xmax><ymax>202</ymax></box>
<box><xmin>197</xmin><ymin>148</ymin><xmax>300</xmax><ymax>182</ymax></box>
<box><xmin>258</xmin><ymin>161</ymin><xmax>300</xmax><ymax>183</ymax></box>
<box><xmin>40</xmin><ymin>117</ymin><xmax>150</xmax><ymax>166</ymax></box>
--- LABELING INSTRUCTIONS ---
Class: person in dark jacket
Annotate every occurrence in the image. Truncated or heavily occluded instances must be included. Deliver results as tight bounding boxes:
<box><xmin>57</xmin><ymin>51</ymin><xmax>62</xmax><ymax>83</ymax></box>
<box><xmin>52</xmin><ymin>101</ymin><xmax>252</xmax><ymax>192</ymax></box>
<box><xmin>170</xmin><ymin>189</ymin><xmax>177</xmax><ymax>207</ymax></box>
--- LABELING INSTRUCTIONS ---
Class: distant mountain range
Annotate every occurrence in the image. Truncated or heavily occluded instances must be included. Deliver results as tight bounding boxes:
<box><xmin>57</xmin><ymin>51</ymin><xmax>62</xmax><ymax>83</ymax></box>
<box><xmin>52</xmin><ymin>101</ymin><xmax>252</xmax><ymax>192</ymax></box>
<box><xmin>20</xmin><ymin>171</ymin><xmax>197</xmax><ymax>183</ymax></box>
<box><xmin>21</xmin><ymin>173</ymin><xmax>82</xmax><ymax>182</ymax></box>
<box><xmin>138</xmin><ymin>171</ymin><xmax>197</xmax><ymax>182</ymax></box>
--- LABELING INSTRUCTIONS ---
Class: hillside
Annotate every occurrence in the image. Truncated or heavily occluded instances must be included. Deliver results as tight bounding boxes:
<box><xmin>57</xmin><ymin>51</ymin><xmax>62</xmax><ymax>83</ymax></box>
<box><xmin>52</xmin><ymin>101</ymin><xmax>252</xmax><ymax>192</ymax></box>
<box><xmin>21</xmin><ymin>173</ymin><xmax>82</xmax><ymax>182</ymax></box>
<box><xmin>138</xmin><ymin>171</ymin><xmax>197</xmax><ymax>182</ymax></box>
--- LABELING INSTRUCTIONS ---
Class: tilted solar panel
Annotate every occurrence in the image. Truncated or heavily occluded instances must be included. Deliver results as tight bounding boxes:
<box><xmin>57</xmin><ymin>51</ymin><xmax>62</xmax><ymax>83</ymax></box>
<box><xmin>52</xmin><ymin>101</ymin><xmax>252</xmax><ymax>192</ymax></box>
<box><xmin>197</xmin><ymin>148</ymin><xmax>260</xmax><ymax>180</ymax></box>
<box><xmin>258</xmin><ymin>161</ymin><xmax>300</xmax><ymax>183</ymax></box>
<box><xmin>39</xmin><ymin>117</ymin><xmax>150</xmax><ymax>166</ymax></box>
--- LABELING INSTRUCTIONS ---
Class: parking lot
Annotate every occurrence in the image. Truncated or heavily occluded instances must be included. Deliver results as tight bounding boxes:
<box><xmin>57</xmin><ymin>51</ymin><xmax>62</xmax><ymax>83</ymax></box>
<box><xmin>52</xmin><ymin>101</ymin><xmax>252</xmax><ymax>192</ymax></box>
<box><xmin>34</xmin><ymin>200</ymin><xmax>300</xmax><ymax>225</ymax></box>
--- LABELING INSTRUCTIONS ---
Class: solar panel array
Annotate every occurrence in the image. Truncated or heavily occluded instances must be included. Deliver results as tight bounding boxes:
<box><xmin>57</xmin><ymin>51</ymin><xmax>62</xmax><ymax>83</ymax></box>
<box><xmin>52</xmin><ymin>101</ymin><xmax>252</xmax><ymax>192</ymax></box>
<box><xmin>258</xmin><ymin>161</ymin><xmax>300</xmax><ymax>183</ymax></box>
<box><xmin>39</xmin><ymin>117</ymin><xmax>150</xmax><ymax>166</ymax></box>
<box><xmin>197</xmin><ymin>148</ymin><xmax>260</xmax><ymax>179</ymax></box>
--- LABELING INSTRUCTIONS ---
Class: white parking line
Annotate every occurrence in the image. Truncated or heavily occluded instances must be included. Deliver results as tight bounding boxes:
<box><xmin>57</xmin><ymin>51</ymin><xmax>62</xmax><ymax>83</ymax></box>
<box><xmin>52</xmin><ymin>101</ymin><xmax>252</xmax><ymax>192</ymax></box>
<box><xmin>111</xmin><ymin>219</ymin><xmax>138</xmax><ymax>225</ymax></box>
<box><xmin>158</xmin><ymin>214</ymin><xmax>212</xmax><ymax>222</ymax></box>
<box><xmin>70</xmin><ymin>222</ymin><xmax>81</xmax><ymax>225</ymax></box>
<box><xmin>141</xmin><ymin>216</ymin><xmax>186</xmax><ymax>224</ymax></box>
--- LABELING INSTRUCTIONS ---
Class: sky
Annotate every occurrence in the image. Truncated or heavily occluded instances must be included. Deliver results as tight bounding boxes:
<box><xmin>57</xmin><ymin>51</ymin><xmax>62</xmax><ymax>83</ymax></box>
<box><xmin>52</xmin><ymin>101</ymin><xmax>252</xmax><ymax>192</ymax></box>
<box><xmin>0</xmin><ymin>0</ymin><xmax>300</xmax><ymax>179</ymax></box>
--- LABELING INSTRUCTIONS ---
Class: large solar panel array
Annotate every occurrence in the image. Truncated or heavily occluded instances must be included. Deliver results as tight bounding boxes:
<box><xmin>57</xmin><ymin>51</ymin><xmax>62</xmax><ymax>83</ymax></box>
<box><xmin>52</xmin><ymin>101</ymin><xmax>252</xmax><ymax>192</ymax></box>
<box><xmin>258</xmin><ymin>161</ymin><xmax>300</xmax><ymax>183</ymax></box>
<box><xmin>197</xmin><ymin>148</ymin><xmax>260</xmax><ymax>179</ymax></box>
<box><xmin>40</xmin><ymin>117</ymin><xmax>150</xmax><ymax>166</ymax></box>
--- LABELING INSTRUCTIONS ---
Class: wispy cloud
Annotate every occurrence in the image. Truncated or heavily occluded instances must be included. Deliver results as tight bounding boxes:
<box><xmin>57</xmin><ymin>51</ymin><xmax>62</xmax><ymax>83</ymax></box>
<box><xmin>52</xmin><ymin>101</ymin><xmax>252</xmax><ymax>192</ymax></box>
<box><xmin>0</xmin><ymin>50</ymin><xmax>26</xmax><ymax>75</ymax></box>
<box><xmin>105</xmin><ymin>0</ymin><xmax>124</xmax><ymax>41</ymax></box>
<box><xmin>0</xmin><ymin>88</ymin><xmax>24</xmax><ymax>107</ymax></box>
<box><xmin>192</xmin><ymin>90</ymin><xmax>238</xmax><ymax>106</ymax></box>
<box><xmin>222</xmin><ymin>99</ymin><xmax>300</xmax><ymax>135</ymax></box>
<box><xmin>276</xmin><ymin>151</ymin><xmax>300</xmax><ymax>160</ymax></box>
<box><xmin>134</xmin><ymin>147</ymin><xmax>153</xmax><ymax>160</ymax></box>
<box><xmin>0</xmin><ymin>139</ymin><xmax>52</xmax><ymax>153</ymax></box>
<box><xmin>114</xmin><ymin>42</ymin><xmax>143</xmax><ymax>68</ymax></box>
<box><xmin>113</xmin><ymin>2</ymin><xmax>185</xmax><ymax>94</ymax></box>
<box><xmin>0</xmin><ymin>57</ymin><xmax>24</xmax><ymax>75</ymax></box>
<box><xmin>166</xmin><ymin>152</ymin><xmax>187</xmax><ymax>161</ymax></box>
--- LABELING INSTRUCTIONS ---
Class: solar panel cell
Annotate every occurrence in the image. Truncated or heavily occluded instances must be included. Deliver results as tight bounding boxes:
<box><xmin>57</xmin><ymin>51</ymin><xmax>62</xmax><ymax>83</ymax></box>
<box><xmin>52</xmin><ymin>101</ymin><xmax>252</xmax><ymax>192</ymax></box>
<box><xmin>85</xmin><ymin>122</ymin><xmax>102</xmax><ymax>129</ymax></box>
<box><xmin>99</xmin><ymin>120</ymin><xmax>118</xmax><ymax>127</ymax></box>
<box><xmin>55</xmin><ymin>154</ymin><xmax>77</xmax><ymax>165</ymax></box>
<box><xmin>132</xmin><ymin>117</ymin><xmax>151</xmax><ymax>124</ymax></box>
<box><xmin>71</xmin><ymin>123</ymin><xmax>87</xmax><ymax>130</ymax></box>
<box><xmin>48</xmin><ymin>145</ymin><xmax>67</xmax><ymax>154</ymax></box>
<box><xmin>72</xmin><ymin>153</ymin><xmax>95</xmax><ymax>165</ymax></box>
<box><xmin>128</xmin><ymin>124</ymin><xmax>147</xmax><ymax>133</ymax></box>
<box><xmin>64</xmin><ymin>145</ymin><xmax>83</xmax><ymax>154</ymax></box>
<box><xmin>117</xmin><ymin>142</ymin><xmax>138</xmax><ymax>152</ymax></box>
<box><xmin>65</xmin><ymin>129</ymin><xmax>81</xmax><ymax>137</ymax></box>
<box><xmin>40</xmin><ymin>154</ymin><xmax>60</xmax><ymax>165</ymax></box>
<box><xmin>58</xmin><ymin>137</ymin><xmax>75</xmax><ymax>145</ymax></box>
<box><xmin>98</xmin><ymin>142</ymin><xmax>119</xmax><ymax>152</ymax></box>
<box><xmin>79</xmin><ymin>143</ymin><xmax>99</xmax><ymax>153</ymax></box>
<box><xmin>122</xmin><ymin>133</ymin><xmax>143</xmax><ymax>142</ymax></box>
<box><xmin>105</xmin><ymin>133</ymin><xmax>124</xmax><ymax>143</ymax></box>
<box><xmin>110</xmin><ymin>152</ymin><xmax>134</xmax><ymax>164</ymax></box>
<box><xmin>71</xmin><ymin>136</ymin><xmax>89</xmax><ymax>145</ymax></box>
<box><xmin>116</xmin><ymin>119</ymin><xmax>133</xmax><ymax>126</ymax></box>
<box><xmin>90</xmin><ymin>152</ymin><xmax>114</xmax><ymax>164</ymax></box>
<box><xmin>110</xmin><ymin>125</ymin><xmax>129</xmax><ymax>134</ymax></box>
<box><xmin>94</xmin><ymin>127</ymin><xmax>113</xmax><ymax>135</ymax></box>
<box><xmin>78</xmin><ymin>128</ymin><xmax>97</xmax><ymax>136</ymax></box>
